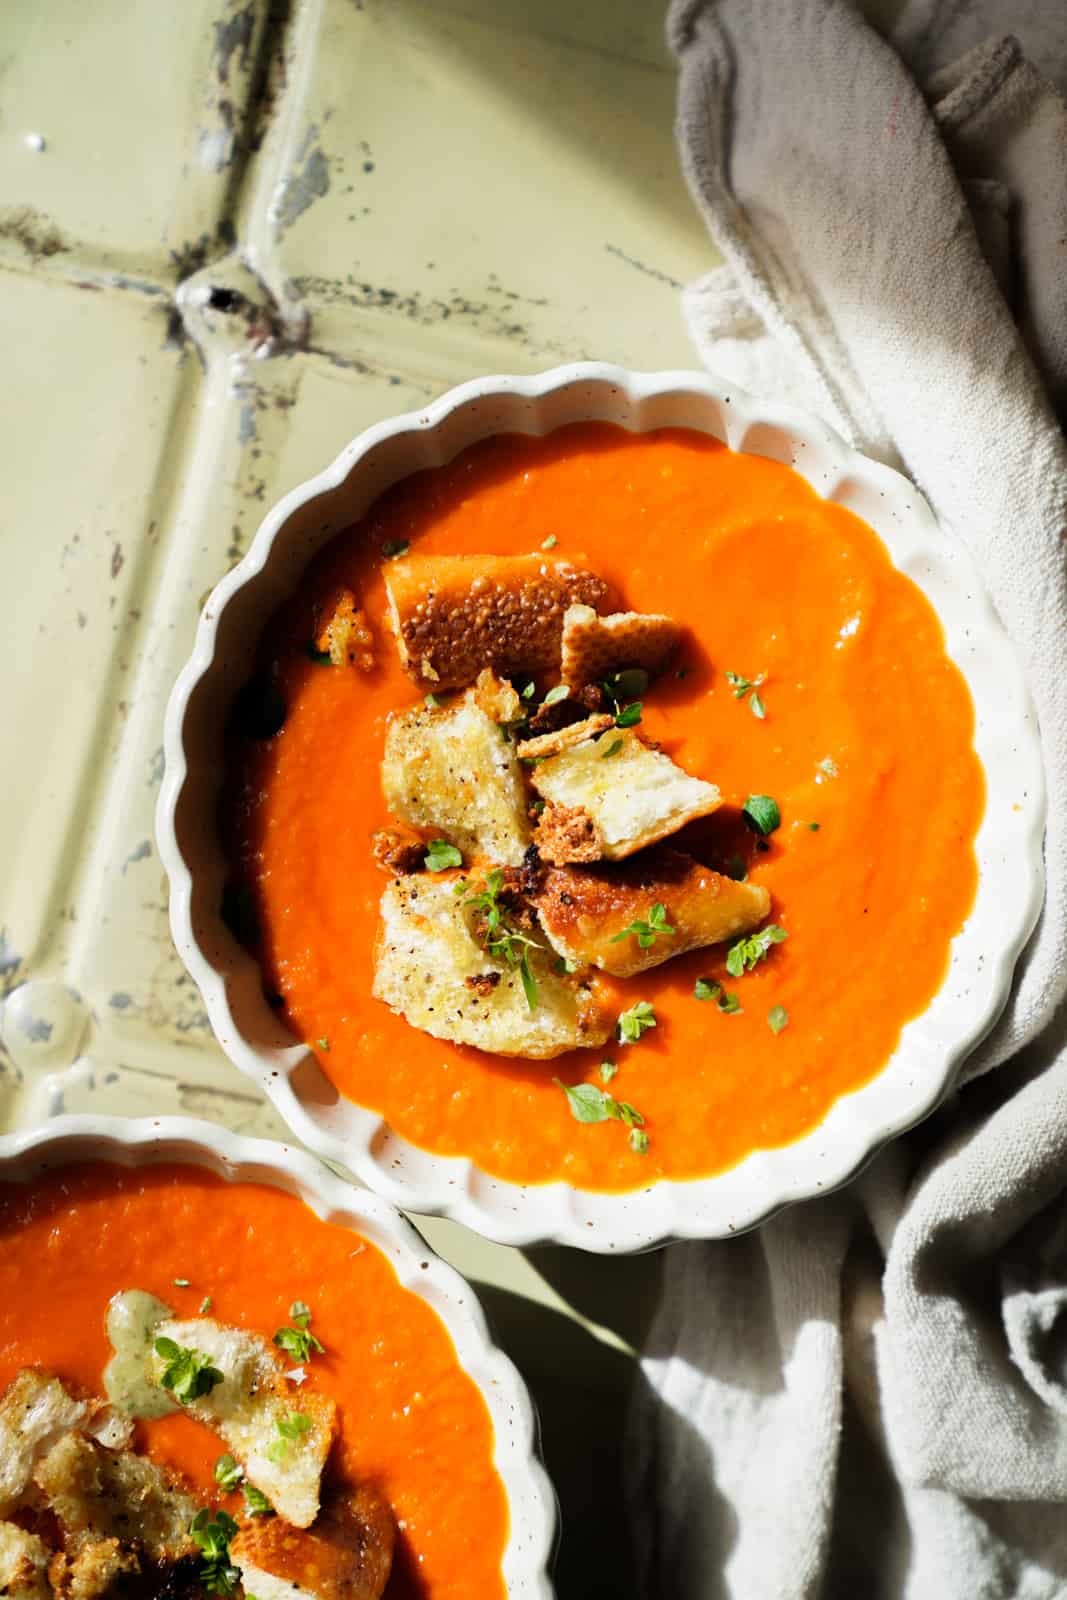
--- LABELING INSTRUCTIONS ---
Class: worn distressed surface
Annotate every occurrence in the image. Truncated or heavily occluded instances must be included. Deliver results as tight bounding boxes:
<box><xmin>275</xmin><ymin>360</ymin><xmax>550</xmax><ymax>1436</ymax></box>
<box><xmin>0</xmin><ymin>0</ymin><xmax>728</xmax><ymax>1591</ymax></box>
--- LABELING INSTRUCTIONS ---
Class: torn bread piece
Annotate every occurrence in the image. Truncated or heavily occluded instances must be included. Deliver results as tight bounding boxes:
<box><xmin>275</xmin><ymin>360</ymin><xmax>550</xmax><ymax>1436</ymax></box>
<box><xmin>530</xmin><ymin>729</ymin><xmax>720</xmax><ymax>860</ymax></box>
<box><xmin>534</xmin><ymin>801</ymin><xmax>604</xmax><ymax>866</ymax></box>
<box><xmin>47</xmin><ymin>1538</ymin><xmax>143</xmax><ymax>1600</ymax></box>
<box><xmin>381</xmin><ymin>678</ymin><xmax>530</xmax><ymax>867</ymax></box>
<box><xmin>0</xmin><ymin>1522</ymin><xmax>51</xmax><ymax>1600</ymax></box>
<box><xmin>33</xmin><ymin>1432</ymin><xmax>198</xmax><ymax>1566</ymax></box>
<box><xmin>315</xmin><ymin>588</ymin><xmax>374</xmax><ymax>670</ymax></box>
<box><xmin>536</xmin><ymin>846</ymin><xmax>771</xmax><ymax>978</ymax></box>
<box><xmin>0</xmin><ymin>1372</ymin><xmax>92</xmax><ymax>1517</ymax></box>
<box><xmin>146</xmin><ymin>1320</ymin><xmax>335</xmax><ymax>1529</ymax></box>
<box><xmin>560</xmin><ymin>604</ymin><xmax>683</xmax><ymax>687</ymax></box>
<box><xmin>231</xmin><ymin>1482</ymin><xmax>395</xmax><ymax>1600</ymax></box>
<box><xmin>515</xmin><ymin>713</ymin><xmax>614</xmax><ymax>762</ymax></box>
<box><xmin>372</xmin><ymin>873</ymin><xmax>612</xmax><ymax>1058</ymax></box>
<box><xmin>384</xmin><ymin>553</ymin><xmax>610</xmax><ymax>688</ymax></box>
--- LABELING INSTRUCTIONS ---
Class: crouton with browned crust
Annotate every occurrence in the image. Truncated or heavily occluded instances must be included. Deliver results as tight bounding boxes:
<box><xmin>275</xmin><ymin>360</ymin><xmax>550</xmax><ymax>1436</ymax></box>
<box><xmin>535</xmin><ymin>846</ymin><xmax>771</xmax><ymax>978</ymax></box>
<box><xmin>33</xmin><ymin>1432</ymin><xmax>198</xmax><ymax>1566</ymax></box>
<box><xmin>231</xmin><ymin>1481</ymin><xmax>395</xmax><ymax>1600</ymax></box>
<box><xmin>315</xmin><ymin>589</ymin><xmax>375</xmax><ymax>671</ymax></box>
<box><xmin>371</xmin><ymin>826</ymin><xmax>427</xmax><ymax>876</ymax></box>
<box><xmin>384</xmin><ymin>553</ymin><xmax>610</xmax><ymax>689</ymax></box>
<box><xmin>0</xmin><ymin>1521</ymin><xmax>51</xmax><ymax>1600</ymax></box>
<box><xmin>515</xmin><ymin>713</ymin><xmax>615</xmax><ymax>762</ymax></box>
<box><xmin>534</xmin><ymin>802</ymin><xmax>604</xmax><ymax>866</ymax></box>
<box><xmin>560</xmin><ymin>604</ymin><xmax>683</xmax><ymax>687</ymax></box>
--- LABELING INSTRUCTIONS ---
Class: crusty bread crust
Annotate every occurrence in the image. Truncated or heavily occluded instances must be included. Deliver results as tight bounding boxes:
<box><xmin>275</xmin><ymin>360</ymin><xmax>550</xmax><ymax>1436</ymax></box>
<box><xmin>530</xmin><ymin>729</ymin><xmax>720</xmax><ymax>859</ymax></box>
<box><xmin>384</xmin><ymin>554</ymin><xmax>610</xmax><ymax>688</ymax></box>
<box><xmin>559</xmin><ymin>604</ymin><xmax>682</xmax><ymax>687</ymax></box>
<box><xmin>515</xmin><ymin>713</ymin><xmax>614</xmax><ymax>761</ymax></box>
<box><xmin>231</xmin><ymin>1482</ymin><xmax>395</xmax><ymax>1600</ymax></box>
<box><xmin>534</xmin><ymin>802</ymin><xmax>604</xmax><ymax>866</ymax></box>
<box><xmin>536</xmin><ymin>847</ymin><xmax>771</xmax><ymax>977</ymax></box>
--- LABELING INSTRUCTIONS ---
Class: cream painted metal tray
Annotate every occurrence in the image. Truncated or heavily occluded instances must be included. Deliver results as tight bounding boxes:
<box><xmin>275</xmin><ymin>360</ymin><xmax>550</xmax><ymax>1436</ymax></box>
<box><xmin>0</xmin><ymin>2</ymin><xmax>714</xmax><ymax>1593</ymax></box>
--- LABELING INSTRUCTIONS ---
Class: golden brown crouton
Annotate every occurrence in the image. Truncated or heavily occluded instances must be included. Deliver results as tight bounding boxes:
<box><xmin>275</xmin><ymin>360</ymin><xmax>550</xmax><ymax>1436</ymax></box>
<box><xmin>384</xmin><ymin>553</ymin><xmax>610</xmax><ymax>688</ymax></box>
<box><xmin>315</xmin><ymin>589</ymin><xmax>374</xmax><ymax>670</ymax></box>
<box><xmin>535</xmin><ymin>847</ymin><xmax>771</xmax><ymax>978</ymax></box>
<box><xmin>33</xmin><ymin>1432</ymin><xmax>198</xmax><ymax>1566</ymax></box>
<box><xmin>381</xmin><ymin>686</ymin><xmax>530</xmax><ymax>867</ymax></box>
<box><xmin>534</xmin><ymin>802</ymin><xmax>604</xmax><ymax>866</ymax></box>
<box><xmin>0</xmin><ymin>1372</ymin><xmax>92</xmax><ymax>1518</ymax></box>
<box><xmin>48</xmin><ymin>1537</ymin><xmax>140</xmax><ymax>1600</ymax></box>
<box><xmin>516</xmin><ymin>713</ymin><xmax>615</xmax><ymax>761</ymax></box>
<box><xmin>0</xmin><ymin>1521</ymin><xmax>51</xmax><ymax>1600</ymax></box>
<box><xmin>470</xmin><ymin>666</ymin><xmax>523</xmax><ymax>724</ymax></box>
<box><xmin>145</xmin><ymin>1320</ymin><xmax>335</xmax><ymax>1530</ymax></box>
<box><xmin>231</xmin><ymin>1482</ymin><xmax>395</xmax><ymax>1600</ymax></box>
<box><xmin>559</xmin><ymin>603</ymin><xmax>683</xmax><ymax>687</ymax></box>
<box><xmin>530</xmin><ymin>729</ymin><xmax>721</xmax><ymax>860</ymax></box>
<box><xmin>372</xmin><ymin>873</ymin><xmax>612</xmax><ymax>1058</ymax></box>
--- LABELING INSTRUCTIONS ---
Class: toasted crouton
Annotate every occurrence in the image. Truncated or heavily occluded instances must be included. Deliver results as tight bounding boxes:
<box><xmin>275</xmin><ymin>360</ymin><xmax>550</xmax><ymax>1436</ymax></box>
<box><xmin>48</xmin><ymin>1538</ymin><xmax>141</xmax><ymax>1600</ymax></box>
<box><xmin>0</xmin><ymin>1521</ymin><xmax>51</xmax><ymax>1600</ymax></box>
<box><xmin>534</xmin><ymin>802</ymin><xmax>604</xmax><ymax>866</ymax></box>
<box><xmin>384</xmin><ymin>553</ymin><xmax>610</xmax><ymax>688</ymax></box>
<box><xmin>315</xmin><ymin>588</ymin><xmax>374</xmax><ymax>670</ymax></box>
<box><xmin>146</xmin><ymin>1320</ymin><xmax>335</xmax><ymax>1530</ymax></box>
<box><xmin>529</xmin><ymin>729</ymin><xmax>720</xmax><ymax>860</ymax></box>
<box><xmin>536</xmin><ymin>847</ymin><xmax>771</xmax><ymax>977</ymax></box>
<box><xmin>371</xmin><ymin>826</ymin><xmax>426</xmax><ymax>876</ymax></box>
<box><xmin>515</xmin><ymin>713</ymin><xmax>615</xmax><ymax>761</ymax></box>
<box><xmin>471</xmin><ymin>666</ymin><xmax>522</xmax><ymax>724</ymax></box>
<box><xmin>372</xmin><ymin>874</ymin><xmax>612</xmax><ymax>1058</ymax></box>
<box><xmin>381</xmin><ymin>683</ymin><xmax>530</xmax><ymax>867</ymax></box>
<box><xmin>231</xmin><ymin>1482</ymin><xmax>395</xmax><ymax>1600</ymax></box>
<box><xmin>0</xmin><ymin>1372</ymin><xmax>91</xmax><ymax>1517</ymax></box>
<box><xmin>559</xmin><ymin>604</ymin><xmax>683</xmax><ymax>687</ymax></box>
<box><xmin>34</xmin><ymin>1432</ymin><xmax>197</xmax><ymax>1565</ymax></box>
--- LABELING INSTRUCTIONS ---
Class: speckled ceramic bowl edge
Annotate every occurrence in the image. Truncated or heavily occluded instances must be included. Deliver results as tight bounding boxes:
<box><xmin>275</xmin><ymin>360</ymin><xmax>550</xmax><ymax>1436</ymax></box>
<box><xmin>156</xmin><ymin>362</ymin><xmax>1047</xmax><ymax>1252</ymax></box>
<box><xmin>0</xmin><ymin>1115</ymin><xmax>558</xmax><ymax>1597</ymax></box>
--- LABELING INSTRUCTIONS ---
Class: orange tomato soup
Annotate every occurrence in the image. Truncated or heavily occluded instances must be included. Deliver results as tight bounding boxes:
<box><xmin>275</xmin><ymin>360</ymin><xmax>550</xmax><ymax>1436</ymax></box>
<box><xmin>0</xmin><ymin>1163</ymin><xmax>508</xmax><ymax>1598</ymax></box>
<box><xmin>226</xmin><ymin>424</ymin><xmax>983</xmax><ymax>1191</ymax></box>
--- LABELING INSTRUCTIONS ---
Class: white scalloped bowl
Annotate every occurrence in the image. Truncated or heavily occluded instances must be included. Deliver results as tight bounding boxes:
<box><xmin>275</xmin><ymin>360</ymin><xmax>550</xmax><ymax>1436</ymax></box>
<box><xmin>158</xmin><ymin>364</ymin><xmax>1045</xmax><ymax>1252</ymax></box>
<box><xmin>0</xmin><ymin>1115</ymin><xmax>557</xmax><ymax>1595</ymax></box>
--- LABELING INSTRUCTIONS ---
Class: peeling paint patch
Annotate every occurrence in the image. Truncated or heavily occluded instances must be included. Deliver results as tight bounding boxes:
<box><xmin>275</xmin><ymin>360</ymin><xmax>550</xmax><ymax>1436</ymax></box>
<box><xmin>272</xmin><ymin>128</ymin><xmax>330</xmax><ymax>234</ymax></box>
<box><xmin>122</xmin><ymin>839</ymin><xmax>152</xmax><ymax>874</ymax></box>
<box><xmin>214</xmin><ymin>2</ymin><xmax>256</xmax><ymax>84</ymax></box>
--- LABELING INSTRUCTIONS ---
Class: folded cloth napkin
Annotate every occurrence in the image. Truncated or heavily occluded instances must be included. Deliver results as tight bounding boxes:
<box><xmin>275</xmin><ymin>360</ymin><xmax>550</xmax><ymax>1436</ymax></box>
<box><xmin>627</xmin><ymin>2</ymin><xmax>1067</xmax><ymax>1594</ymax></box>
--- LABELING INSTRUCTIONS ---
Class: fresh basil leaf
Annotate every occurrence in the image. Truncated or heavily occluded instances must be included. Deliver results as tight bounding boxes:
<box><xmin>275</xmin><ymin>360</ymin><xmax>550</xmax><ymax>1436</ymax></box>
<box><xmin>742</xmin><ymin>794</ymin><xmax>781</xmax><ymax>836</ymax></box>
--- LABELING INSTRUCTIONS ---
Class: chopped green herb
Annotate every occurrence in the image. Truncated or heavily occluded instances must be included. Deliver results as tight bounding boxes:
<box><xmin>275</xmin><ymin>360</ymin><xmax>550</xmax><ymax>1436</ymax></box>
<box><xmin>807</xmin><ymin>821</ymin><xmax>820</xmax><ymax>832</ymax></box>
<box><xmin>693</xmin><ymin>978</ymin><xmax>742</xmax><ymax>1014</ymax></box>
<box><xmin>601</xmin><ymin>737</ymin><xmax>624</xmax><ymax>760</ymax></box>
<box><xmin>190</xmin><ymin>1509</ymin><xmax>240</xmax><ymax>1597</ymax></box>
<box><xmin>817</xmin><ymin>757</ymin><xmax>838</xmax><ymax>779</ymax></box>
<box><xmin>315</xmin><ymin>1037</ymin><xmax>330</xmax><ymax>1052</ymax></box>
<box><xmin>742</xmin><ymin>794</ymin><xmax>781</xmax><ymax>836</ymax></box>
<box><xmin>768</xmin><ymin>1004</ymin><xmax>789</xmax><ymax>1033</ymax></box>
<box><xmin>290</xmin><ymin>1300</ymin><xmax>311</xmax><ymax>1328</ymax></box>
<box><xmin>614</xmin><ymin>701</ymin><xmax>643</xmax><ymax>729</ymax></box>
<box><xmin>555</xmin><ymin>1079</ymin><xmax>646</xmax><ymax>1138</ymax></box>
<box><xmin>303</xmin><ymin>642</ymin><xmax>332</xmax><ymax>665</ymax></box>
<box><xmin>273</xmin><ymin>1317</ymin><xmax>325</xmax><ymax>1363</ymax></box>
<box><xmin>464</xmin><ymin>870</ymin><xmax>541</xmax><ymax>1011</ymax></box>
<box><xmin>424</xmin><ymin>693</ymin><xmax>440</xmax><ymax>708</ymax></box>
<box><xmin>425</xmin><ymin>839</ymin><xmax>463</xmax><ymax>872</ymax></box>
<box><xmin>553</xmin><ymin>955</ymin><xmax>579</xmax><ymax>974</ymax></box>
<box><xmin>154</xmin><ymin>1338</ymin><xmax>224</xmax><ymax>1404</ymax></box>
<box><xmin>541</xmin><ymin>534</ymin><xmax>558</xmax><ymax>550</ymax></box>
<box><xmin>243</xmin><ymin>1484</ymin><xmax>274</xmax><ymax>1517</ymax></box>
<box><xmin>725</xmin><ymin>670</ymin><xmax>767</xmax><ymax>718</ymax></box>
<box><xmin>725</xmin><ymin>924</ymin><xmax>788</xmax><ymax>978</ymax></box>
<box><xmin>519</xmin><ymin>678</ymin><xmax>537</xmax><ymax>701</ymax></box>
<box><xmin>610</xmin><ymin>902</ymin><xmax>674</xmax><ymax>950</ymax></box>
<box><xmin>530</xmin><ymin>797</ymin><xmax>546</xmax><ymax>817</ymax></box>
<box><xmin>598</xmin><ymin>1061</ymin><xmax>618</xmax><ymax>1084</ymax></box>
<box><xmin>604</xmin><ymin>667</ymin><xmax>649</xmax><ymax>704</ymax></box>
<box><xmin>268</xmin><ymin>1412</ymin><xmax>312</xmax><ymax>1463</ymax></box>
<box><xmin>199</xmin><ymin>1296</ymin><xmax>213</xmax><ymax>1314</ymax></box>
<box><xmin>173</xmin><ymin>1278</ymin><xmax>190</xmax><ymax>1288</ymax></box>
<box><xmin>214</xmin><ymin>1454</ymin><xmax>243</xmax><ymax>1493</ymax></box>
<box><xmin>617</xmin><ymin>1000</ymin><xmax>657</xmax><ymax>1044</ymax></box>
<box><xmin>724</xmin><ymin>854</ymin><xmax>748</xmax><ymax>882</ymax></box>
<box><xmin>629</xmin><ymin>1128</ymin><xmax>650</xmax><ymax>1155</ymax></box>
<box><xmin>381</xmin><ymin>539</ymin><xmax>409</xmax><ymax>559</ymax></box>
<box><xmin>542</xmin><ymin>684</ymin><xmax>570</xmax><ymax>707</ymax></box>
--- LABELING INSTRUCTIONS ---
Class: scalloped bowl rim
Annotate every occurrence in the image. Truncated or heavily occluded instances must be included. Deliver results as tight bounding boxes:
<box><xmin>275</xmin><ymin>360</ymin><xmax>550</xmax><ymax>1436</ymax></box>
<box><xmin>157</xmin><ymin>362</ymin><xmax>1046</xmax><ymax>1252</ymax></box>
<box><xmin>0</xmin><ymin>1114</ymin><xmax>557</xmax><ymax>1595</ymax></box>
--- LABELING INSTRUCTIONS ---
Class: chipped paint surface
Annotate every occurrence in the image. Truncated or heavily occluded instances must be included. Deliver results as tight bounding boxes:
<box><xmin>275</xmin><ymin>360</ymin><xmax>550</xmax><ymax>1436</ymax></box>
<box><xmin>0</xmin><ymin>4</ymin><xmax>706</xmax><ymax>1592</ymax></box>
